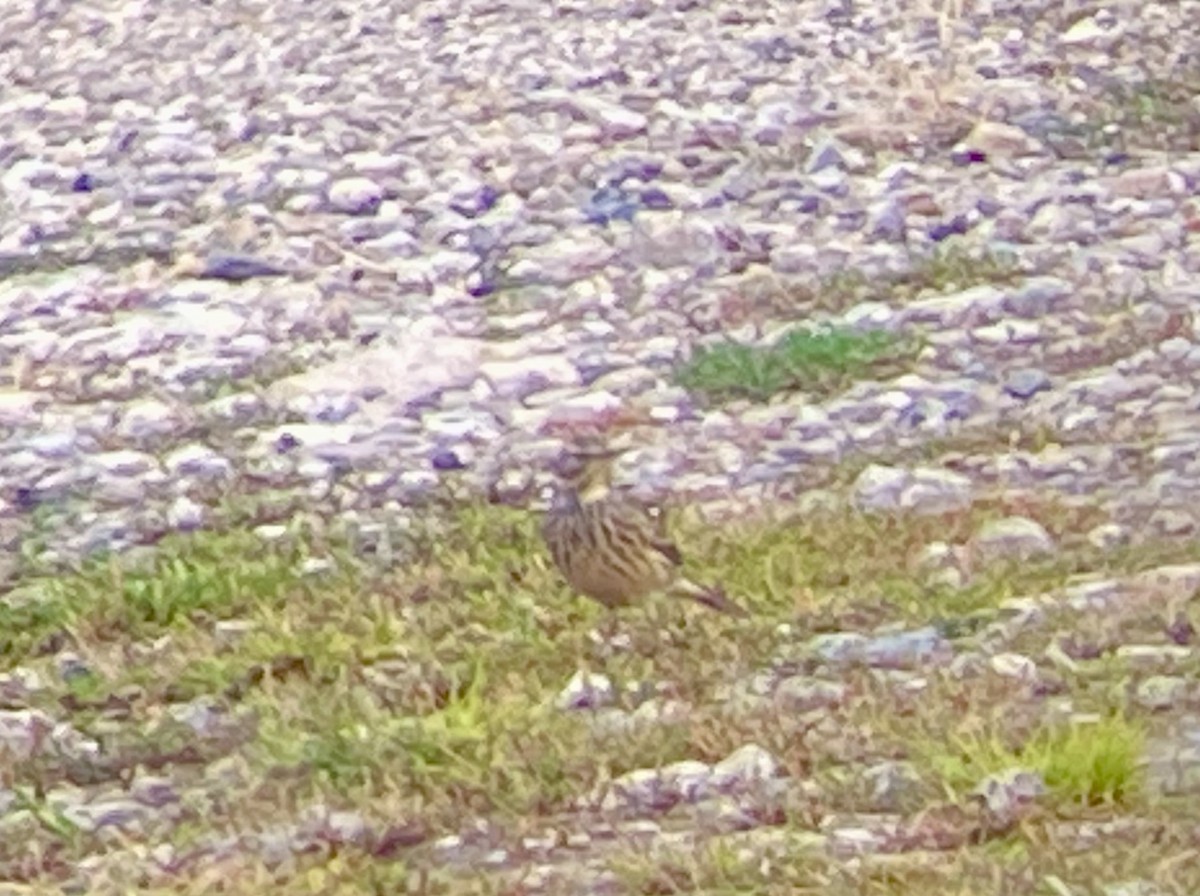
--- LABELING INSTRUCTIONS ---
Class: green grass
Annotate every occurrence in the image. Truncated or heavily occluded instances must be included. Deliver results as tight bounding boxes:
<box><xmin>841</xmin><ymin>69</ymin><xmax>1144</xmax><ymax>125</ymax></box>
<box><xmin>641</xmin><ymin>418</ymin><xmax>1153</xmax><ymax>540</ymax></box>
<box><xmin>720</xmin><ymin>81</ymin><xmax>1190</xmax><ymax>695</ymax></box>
<box><xmin>7</xmin><ymin>490</ymin><xmax>1200</xmax><ymax>892</ymax></box>
<box><xmin>0</xmin><ymin>529</ymin><xmax>319</xmax><ymax>661</ymax></box>
<box><xmin>846</xmin><ymin>243</ymin><xmax>1024</xmax><ymax>308</ymax></box>
<box><xmin>675</xmin><ymin>326</ymin><xmax>918</xmax><ymax>404</ymax></box>
<box><xmin>720</xmin><ymin>244</ymin><xmax>1023</xmax><ymax>325</ymax></box>
<box><xmin>1092</xmin><ymin>72</ymin><xmax>1200</xmax><ymax>152</ymax></box>
<box><xmin>923</xmin><ymin>714</ymin><xmax>1145</xmax><ymax>807</ymax></box>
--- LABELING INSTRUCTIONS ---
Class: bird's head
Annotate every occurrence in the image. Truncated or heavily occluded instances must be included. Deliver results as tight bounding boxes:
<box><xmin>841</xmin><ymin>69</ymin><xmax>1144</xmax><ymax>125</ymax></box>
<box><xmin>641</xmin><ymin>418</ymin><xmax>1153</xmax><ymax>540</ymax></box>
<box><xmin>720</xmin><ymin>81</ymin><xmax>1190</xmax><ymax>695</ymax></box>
<box><xmin>552</xmin><ymin>432</ymin><xmax>634</xmax><ymax>503</ymax></box>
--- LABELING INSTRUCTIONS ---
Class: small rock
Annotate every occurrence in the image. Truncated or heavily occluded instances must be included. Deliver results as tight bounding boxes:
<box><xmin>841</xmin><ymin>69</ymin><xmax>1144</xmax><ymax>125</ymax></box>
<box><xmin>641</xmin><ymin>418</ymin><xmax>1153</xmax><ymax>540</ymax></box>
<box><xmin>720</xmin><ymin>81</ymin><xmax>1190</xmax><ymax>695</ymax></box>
<box><xmin>167</xmin><ymin>698</ymin><xmax>227</xmax><ymax>737</ymax></box>
<box><xmin>862</xmin><ymin>627</ymin><xmax>953</xmax><ymax>669</ymax></box>
<box><xmin>1133</xmin><ymin>675</ymin><xmax>1190</xmax><ymax>711</ymax></box>
<box><xmin>129</xmin><ymin>774</ymin><xmax>180</xmax><ymax>808</ymax></box>
<box><xmin>808</xmin><ymin>632</ymin><xmax>869</xmax><ymax>664</ymax></box>
<box><xmin>254</xmin><ymin>524</ymin><xmax>290</xmax><ymax>543</ymax></box>
<box><xmin>852</xmin><ymin>464</ymin><xmax>973</xmax><ymax>515</ymax></box>
<box><xmin>912</xmin><ymin>541</ymin><xmax>971</xmax><ymax>586</ymax></box>
<box><xmin>971</xmin><ymin>516</ymin><xmax>1056</xmax><ymax>563</ymax></box>
<box><xmin>990</xmin><ymin>653</ymin><xmax>1038</xmax><ymax>682</ymax></box>
<box><xmin>709</xmin><ymin>744</ymin><xmax>780</xmax><ymax>791</ymax></box>
<box><xmin>1149</xmin><ymin>508</ymin><xmax>1197</xmax><ymax>537</ymax></box>
<box><xmin>573</xmin><ymin>96</ymin><xmax>648</xmax><ymax>140</ymax></box>
<box><xmin>163</xmin><ymin>444</ymin><xmax>234</xmax><ymax>480</ymax></box>
<box><xmin>972</xmin><ymin>767</ymin><xmax>1046</xmax><ymax>821</ymax></box>
<box><xmin>1003</xmin><ymin>368</ymin><xmax>1051</xmax><ymax>400</ymax></box>
<box><xmin>808</xmin><ymin>627</ymin><xmax>952</xmax><ymax>669</ymax></box>
<box><xmin>299</xmin><ymin>557</ymin><xmax>335</xmax><ymax>577</ymax></box>
<box><xmin>1087</xmin><ymin>523</ymin><xmax>1131</xmax><ymax>550</ymax></box>
<box><xmin>827</xmin><ymin>826</ymin><xmax>888</xmax><ymax>856</ymax></box>
<box><xmin>557</xmin><ymin>671</ymin><xmax>616</xmax><ymax>711</ymax></box>
<box><xmin>599</xmin><ymin>760</ymin><xmax>712</xmax><ymax>811</ymax></box>
<box><xmin>166</xmin><ymin>495</ymin><xmax>205</xmax><ymax>531</ymax></box>
<box><xmin>0</xmin><ymin>390</ymin><xmax>46</xmax><ymax>427</ymax></box>
<box><xmin>327</xmin><ymin>177</ymin><xmax>384</xmax><ymax>215</ymax></box>
<box><xmin>843</xmin><ymin>301</ymin><xmax>898</xmax><ymax>331</ymax></box>
<box><xmin>214</xmin><ymin>619</ymin><xmax>258</xmax><ymax>649</ymax></box>
<box><xmin>303</xmin><ymin>805</ymin><xmax>370</xmax><ymax>845</ymax></box>
<box><xmin>478</xmin><ymin>354</ymin><xmax>581</xmax><ymax>401</ymax></box>
<box><xmin>56</xmin><ymin>652</ymin><xmax>92</xmax><ymax>683</ymax></box>
<box><xmin>955</xmin><ymin>121</ymin><xmax>1045</xmax><ymax>160</ymax></box>
<box><xmin>62</xmin><ymin>798</ymin><xmax>148</xmax><ymax>833</ymax></box>
<box><xmin>1059</xmin><ymin>9</ymin><xmax>1123</xmax><ymax>48</ymax></box>
<box><xmin>91</xmin><ymin>450</ymin><xmax>159</xmax><ymax>477</ymax></box>
<box><xmin>0</xmin><ymin>710</ymin><xmax>54</xmax><ymax>759</ymax></box>
<box><xmin>867</xmin><ymin>198</ymin><xmax>907</xmax><ymax>241</ymax></box>
<box><xmin>430</xmin><ymin>448</ymin><xmax>468</xmax><ymax>471</ymax></box>
<box><xmin>863</xmin><ymin>760</ymin><xmax>922</xmax><ymax>811</ymax></box>
<box><xmin>196</xmin><ymin>252</ymin><xmax>289</xmax><ymax>282</ymax></box>
<box><xmin>903</xmin><ymin>469</ymin><xmax>975</xmax><ymax>514</ymax></box>
<box><xmin>773</xmin><ymin>676</ymin><xmax>848</xmax><ymax>713</ymax></box>
<box><xmin>1166</xmin><ymin>613</ymin><xmax>1195</xmax><ymax>646</ymax></box>
<box><xmin>851</xmin><ymin>464</ymin><xmax>909</xmax><ymax>510</ymax></box>
<box><xmin>1115</xmin><ymin>645</ymin><xmax>1191</xmax><ymax>669</ymax></box>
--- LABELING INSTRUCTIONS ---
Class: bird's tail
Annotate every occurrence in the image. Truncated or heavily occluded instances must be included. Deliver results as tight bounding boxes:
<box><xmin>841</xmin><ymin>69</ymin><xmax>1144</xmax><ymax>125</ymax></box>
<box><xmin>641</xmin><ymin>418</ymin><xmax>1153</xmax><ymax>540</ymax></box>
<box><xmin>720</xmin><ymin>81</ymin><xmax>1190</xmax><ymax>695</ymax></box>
<box><xmin>670</xmin><ymin>577</ymin><xmax>750</xmax><ymax>618</ymax></box>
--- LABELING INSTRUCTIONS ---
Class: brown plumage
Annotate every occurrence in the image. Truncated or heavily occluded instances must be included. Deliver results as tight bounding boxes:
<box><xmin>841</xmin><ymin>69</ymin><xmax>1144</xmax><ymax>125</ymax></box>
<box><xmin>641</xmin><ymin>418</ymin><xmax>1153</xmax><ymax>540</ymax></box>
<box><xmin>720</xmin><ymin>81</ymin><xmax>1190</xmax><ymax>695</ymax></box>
<box><xmin>541</xmin><ymin>439</ymin><xmax>748</xmax><ymax>619</ymax></box>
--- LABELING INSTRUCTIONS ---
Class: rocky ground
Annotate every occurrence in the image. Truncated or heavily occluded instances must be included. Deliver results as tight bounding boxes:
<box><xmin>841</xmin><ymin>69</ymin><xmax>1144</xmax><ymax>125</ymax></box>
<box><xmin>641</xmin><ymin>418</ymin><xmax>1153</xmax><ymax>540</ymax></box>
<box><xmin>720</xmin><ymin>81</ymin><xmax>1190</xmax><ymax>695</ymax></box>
<box><xmin>1</xmin><ymin>0</ymin><xmax>1200</xmax><ymax>892</ymax></box>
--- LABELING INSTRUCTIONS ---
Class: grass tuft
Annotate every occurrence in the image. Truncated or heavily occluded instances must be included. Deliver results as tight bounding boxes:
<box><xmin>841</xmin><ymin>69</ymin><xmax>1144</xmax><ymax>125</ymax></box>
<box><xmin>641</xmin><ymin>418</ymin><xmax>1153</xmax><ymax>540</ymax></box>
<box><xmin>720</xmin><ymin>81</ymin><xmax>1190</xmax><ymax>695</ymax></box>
<box><xmin>0</xmin><ymin>530</ymin><xmax>318</xmax><ymax>662</ymax></box>
<box><xmin>675</xmin><ymin>326</ymin><xmax>917</xmax><ymax>404</ymax></box>
<box><xmin>925</xmin><ymin>714</ymin><xmax>1145</xmax><ymax>807</ymax></box>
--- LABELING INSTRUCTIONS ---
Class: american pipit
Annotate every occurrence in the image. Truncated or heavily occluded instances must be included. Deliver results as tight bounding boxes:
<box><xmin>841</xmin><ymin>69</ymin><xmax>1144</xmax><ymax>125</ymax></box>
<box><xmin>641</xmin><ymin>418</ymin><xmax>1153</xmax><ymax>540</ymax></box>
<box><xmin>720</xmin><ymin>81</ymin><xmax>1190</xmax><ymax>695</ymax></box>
<box><xmin>541</xmin><ymin>436</ymin><xmax>749</xmax><ymax>621</ymax></box>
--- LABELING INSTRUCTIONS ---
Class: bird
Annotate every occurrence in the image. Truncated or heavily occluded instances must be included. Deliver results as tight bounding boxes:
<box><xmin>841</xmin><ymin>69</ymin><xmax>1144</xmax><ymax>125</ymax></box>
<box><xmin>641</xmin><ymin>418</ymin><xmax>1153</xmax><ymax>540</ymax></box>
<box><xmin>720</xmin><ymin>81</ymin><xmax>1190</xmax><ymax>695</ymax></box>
<box><xmin>541</xmin><ymin>434</ymin><xmax>749</xmax><ymax>622</ymax></box>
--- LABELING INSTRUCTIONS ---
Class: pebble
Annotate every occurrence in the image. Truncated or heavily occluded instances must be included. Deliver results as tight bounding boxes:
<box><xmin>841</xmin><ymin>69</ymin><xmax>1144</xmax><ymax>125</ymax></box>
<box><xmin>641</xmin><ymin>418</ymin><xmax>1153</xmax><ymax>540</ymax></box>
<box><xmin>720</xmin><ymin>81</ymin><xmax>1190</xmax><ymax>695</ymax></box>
<box><xmin>972</xmin><ymin>767</ymin><xmax>1046</xmax><ymax>821</ymax></box>
<box><xmin>807</xmin><ymin>627</ymin><xmax>953</xmax><ymax>670</ymax></box>
<box><xmin>709</xmin><ymin>744</ymin><xmax>781</xmax><ymax>791</ymax></box>
<box><xmin>1133</xmin><ymin>675</ymin><xmax>1190</xmax><ymax>711</ymax></box>
<box><xmin>1003</xmin><ymin>368</ymin><xmax>1051</xmax><ymax>400</ymax></box>
<box><xmin>773</xmin><ymin>676</ymin><xmax>849</xmax><ymax>713</ymax></box>
<box><xmin>970</xmin><ymin>516</ymin><xmax>1057</xmax><ymax>563</ymax></box>
<box><xmin>863</xmin><ymin>761</ymin><xmax>922</xmax><ymax>812</ymax></box>
<box><xmin>556</xmin><ymin>671</ymin><xmax>616</xmax><ymax>711</ymax></box>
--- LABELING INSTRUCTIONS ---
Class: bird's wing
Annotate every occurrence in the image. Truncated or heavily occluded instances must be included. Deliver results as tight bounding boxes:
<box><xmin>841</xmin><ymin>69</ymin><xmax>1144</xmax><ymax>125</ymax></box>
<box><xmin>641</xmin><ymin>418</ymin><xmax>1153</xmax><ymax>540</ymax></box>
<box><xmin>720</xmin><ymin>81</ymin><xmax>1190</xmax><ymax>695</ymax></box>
<box><xmin>643</xmin><ymin>504</ymin><xmax>684</xmax><ymax>567</ymax></box>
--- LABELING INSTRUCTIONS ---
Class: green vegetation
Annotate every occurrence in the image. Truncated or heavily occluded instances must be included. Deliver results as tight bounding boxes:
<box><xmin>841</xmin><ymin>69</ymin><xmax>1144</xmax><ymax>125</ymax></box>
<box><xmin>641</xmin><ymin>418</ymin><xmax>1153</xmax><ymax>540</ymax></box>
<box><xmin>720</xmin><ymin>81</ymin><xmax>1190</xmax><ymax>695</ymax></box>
<box><xmin>924</xmin><ymin>714</ymin><xmax>1145</xmax><ymax>807</ymax></box>
<box><xmin>675</xmin><ymin>326</ymin><xmax>919</xmax><ymax>403</ymax></box>
<box><xmin>721</xmin><ymin>244</ymin><xmax>1023</xmax><ymax>325</ymax></box>
<box><xmin>4</xmin><ymin>491</ymin><xmax>1200</xmax><ymax>891</ymax></box>
<box><xmin>1093</xmin><ymin>71</ymin><xmax>1200</xmax><ymax>152</ymax></box>
<box><xmin>849</xmin><ymin>244</ymin><xmax>1023</xmax><ymax>305</ymax></box>
<box><xmin>0</xmin><ymin>530</ymin><xmax>314</xmax><ymax>660</ymax></box>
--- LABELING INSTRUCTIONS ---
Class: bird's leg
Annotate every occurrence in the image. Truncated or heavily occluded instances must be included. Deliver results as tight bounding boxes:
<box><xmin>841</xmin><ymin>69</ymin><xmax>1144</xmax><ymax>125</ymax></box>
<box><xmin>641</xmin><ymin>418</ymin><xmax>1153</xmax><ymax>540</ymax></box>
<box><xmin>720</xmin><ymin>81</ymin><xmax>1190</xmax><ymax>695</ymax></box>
<box><xmin>648</xmin><ymin>599</ymin><xmax>672</xmax><ymax>647</ymax></box>
<box><xmin>600</xmin><ymin>608</ymin><xmax>616</xmax><ymax>644</ymax></box>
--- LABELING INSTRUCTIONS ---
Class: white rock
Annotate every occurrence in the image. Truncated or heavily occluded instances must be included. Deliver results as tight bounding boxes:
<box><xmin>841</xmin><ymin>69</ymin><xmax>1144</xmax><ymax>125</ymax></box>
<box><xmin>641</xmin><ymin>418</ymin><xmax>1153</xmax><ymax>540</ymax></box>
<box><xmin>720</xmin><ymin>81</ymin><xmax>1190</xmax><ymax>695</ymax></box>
<box><xmin>990</xmin><ymin>653</ymin><xmax>1038</xmax><ymax>681</ymax></box>
<box><xmin>710</xmin><ymin>744</ymin><xmax>781</xmax><ymax>791</ymax></box>
<box><xmin>164</xmin><ymin>444</ymin><xmax>233</xmax><ymax>480</ymax></box>
<box><xmin>91</xmin><ymin>450</ymin><xmax>159</xmax><ymax>477</ymax></box>
<box><xmin>971</xmin><ymin>517</ymin><xmax>1056</xmax><ymax>563</ymax></box>
<box><xmin>0</xmin><ymin>390</ymin><xmax>45</xmax><ymax>426</ymax></box>
<box><xmin>556</xmin><ymin>671</ymin><xmax>616</xmax><ymax>711</ymax></box>
<box><xmin>166</xmin><ymin>496</ymin><xmax>205</xmax><ymax>531</ymax></box>
<box><xmin>116</xmin><ymin>398</ymin><xmax>182</xmax><ymax>442</ymax></box>
<box><xmin>327</xmin><ymin>176</ymin><xmax>384</xmax><ymax>214</ymax></box>
<box><xmin>479</xmin><ymin>354</ymin><xmax>582</xmax><ymax>401</ymax></box>
<box><xmin>901</xmin><ymin>469</ymin><xmax>974</xmax><ymax>514</ymax></box>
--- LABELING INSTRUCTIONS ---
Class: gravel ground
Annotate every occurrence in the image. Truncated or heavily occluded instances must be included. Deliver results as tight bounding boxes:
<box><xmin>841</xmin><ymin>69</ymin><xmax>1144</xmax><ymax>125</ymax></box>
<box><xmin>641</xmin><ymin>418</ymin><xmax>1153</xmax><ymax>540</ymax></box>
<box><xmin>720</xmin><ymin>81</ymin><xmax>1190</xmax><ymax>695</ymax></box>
<box><xmin>1</xmin><ymin>0</ymin><xmax>1200</xmax><ymax>890</ymax></box>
